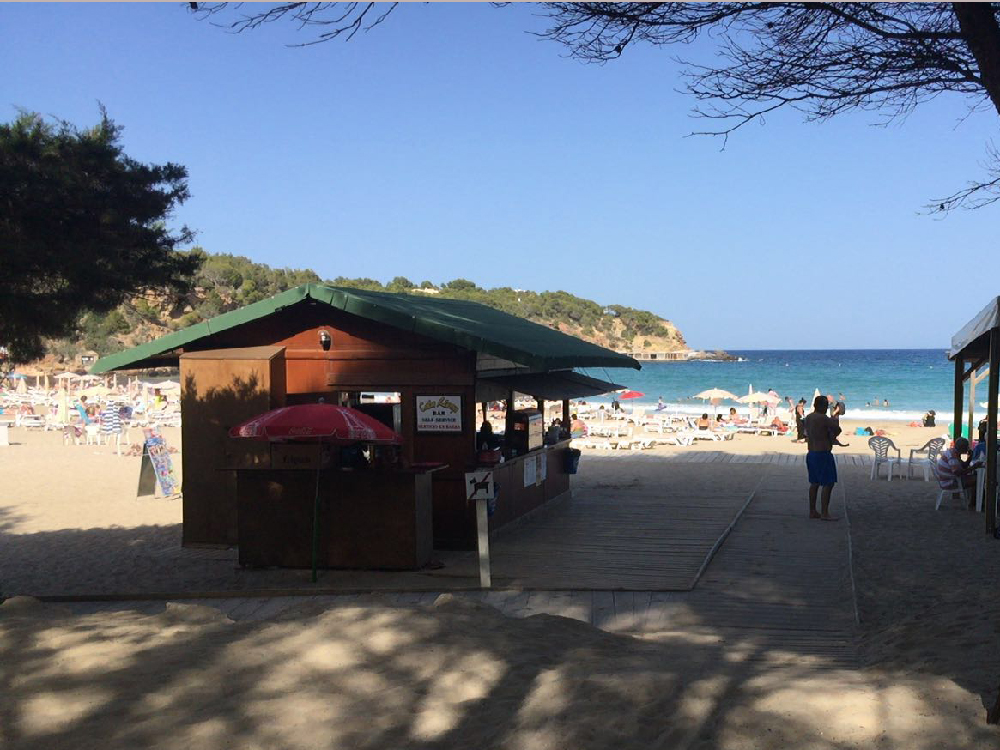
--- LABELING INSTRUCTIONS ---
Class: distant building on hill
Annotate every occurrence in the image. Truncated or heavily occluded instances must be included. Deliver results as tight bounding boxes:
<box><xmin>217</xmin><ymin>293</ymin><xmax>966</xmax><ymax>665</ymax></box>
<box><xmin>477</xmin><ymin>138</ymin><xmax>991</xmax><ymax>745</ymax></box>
<box><xmin>616</xmin><ymin>349</ymin><xmax>694</xmax><ymax>361</ymax></box>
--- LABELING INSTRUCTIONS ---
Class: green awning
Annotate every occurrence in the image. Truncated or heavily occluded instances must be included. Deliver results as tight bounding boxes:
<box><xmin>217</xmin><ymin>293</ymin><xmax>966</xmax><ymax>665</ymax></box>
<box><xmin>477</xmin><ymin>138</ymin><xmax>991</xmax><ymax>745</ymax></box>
<box><xmin>475</xmin><ymin>371</ymin><xmax>624</xmax><ymax>403</ymax></box>
<box><xmin>92</xmin><ymin>284</ymin><xmax>641</xmax><ymax>374</ymax></box>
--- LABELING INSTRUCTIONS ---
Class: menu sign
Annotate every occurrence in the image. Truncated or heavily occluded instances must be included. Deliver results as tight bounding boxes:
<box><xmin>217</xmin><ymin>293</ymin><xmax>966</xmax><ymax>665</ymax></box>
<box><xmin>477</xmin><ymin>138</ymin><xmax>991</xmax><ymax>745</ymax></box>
<box><xmin>416</xmin><ymin>395</ymin><xmax>462</xmax><ymax>433</ymax></box>
<box><xmin>142</xmin><ymin>426</ymin><xmax>179</xmax><ymax>497</ymax></box>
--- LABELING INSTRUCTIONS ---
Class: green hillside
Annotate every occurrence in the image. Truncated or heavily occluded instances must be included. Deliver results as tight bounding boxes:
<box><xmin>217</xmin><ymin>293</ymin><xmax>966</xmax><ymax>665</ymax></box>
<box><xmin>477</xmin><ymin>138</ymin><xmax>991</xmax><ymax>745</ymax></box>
<box><xmin>37</xmin><ymin>249</ymin><xmax>690</xmax><ymax>368</ymax></box>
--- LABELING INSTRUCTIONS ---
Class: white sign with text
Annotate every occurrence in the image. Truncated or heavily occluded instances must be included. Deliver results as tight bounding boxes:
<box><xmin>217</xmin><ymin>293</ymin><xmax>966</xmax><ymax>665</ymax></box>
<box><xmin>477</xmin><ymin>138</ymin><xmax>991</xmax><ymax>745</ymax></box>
<box><xmin>416</xmin><ymin>395</ymin><xmax>462</xmax><ymax>432</ymax></box>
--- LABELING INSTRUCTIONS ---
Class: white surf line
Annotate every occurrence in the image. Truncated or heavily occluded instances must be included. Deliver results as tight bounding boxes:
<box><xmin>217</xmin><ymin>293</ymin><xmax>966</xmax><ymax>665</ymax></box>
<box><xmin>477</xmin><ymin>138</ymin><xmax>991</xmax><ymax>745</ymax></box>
<box><xmin>688</xmin><ymin>465</ymin><xmax>770</xmax><ymax>590</ymax></box>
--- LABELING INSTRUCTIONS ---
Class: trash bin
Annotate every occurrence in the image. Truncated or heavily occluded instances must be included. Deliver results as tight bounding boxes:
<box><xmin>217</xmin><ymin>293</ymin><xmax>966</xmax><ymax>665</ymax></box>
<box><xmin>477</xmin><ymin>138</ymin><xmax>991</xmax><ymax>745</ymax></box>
<box><xmin>565</xmin><ymin>448</ymin><xmax>581</xmax><ymax>474</ymax></box>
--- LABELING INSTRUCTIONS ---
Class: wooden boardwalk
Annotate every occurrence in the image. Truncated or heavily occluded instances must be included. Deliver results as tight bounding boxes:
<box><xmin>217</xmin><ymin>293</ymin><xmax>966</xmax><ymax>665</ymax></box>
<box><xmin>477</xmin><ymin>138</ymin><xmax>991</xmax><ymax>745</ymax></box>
<box><xmin>62</xmin><ymin>463</ymin><xmax>858</xmax><ymax>666</ymax></box>
<box><xmin>660</xmin><ymin>450</ymin><xmax>874</xmax><ymax>467</ymax></box>
<box><xmin>431</xmin><ymin>462</ymin><xmax>764</xmax><ymax>590</ymax></box>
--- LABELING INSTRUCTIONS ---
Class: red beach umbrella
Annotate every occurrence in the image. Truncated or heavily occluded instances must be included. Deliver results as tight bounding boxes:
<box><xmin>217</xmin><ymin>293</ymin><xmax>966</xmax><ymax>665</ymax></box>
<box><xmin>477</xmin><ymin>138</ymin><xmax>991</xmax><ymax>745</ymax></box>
<box><xmin>619</xmin><ymin>390</ymin><xmax>644</xmax><ymax>400</ymax></box>
<box><xmin>229</xmin><ymin>404</ymin><xmax>402</xmax><ymax>582</ymax></box>
<box><xmin>229</xmin><ymin>404</ymin><xmax>401</xmax><ymax>444</ymax></box>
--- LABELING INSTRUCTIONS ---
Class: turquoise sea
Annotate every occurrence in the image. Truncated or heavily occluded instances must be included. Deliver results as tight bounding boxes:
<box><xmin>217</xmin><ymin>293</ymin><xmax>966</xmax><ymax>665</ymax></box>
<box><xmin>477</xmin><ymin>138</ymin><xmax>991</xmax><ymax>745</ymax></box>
<box><xmin>578</xmin><ymin>349</ymin><xmax>968</xmax><ymax>423</ymax></box>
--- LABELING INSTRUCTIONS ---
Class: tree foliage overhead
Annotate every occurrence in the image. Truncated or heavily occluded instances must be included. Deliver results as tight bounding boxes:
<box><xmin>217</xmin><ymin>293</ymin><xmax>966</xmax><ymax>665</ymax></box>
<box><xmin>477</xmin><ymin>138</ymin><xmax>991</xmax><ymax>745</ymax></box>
<box><xmin>191</xmin><ymin>2</ymin><xmax>1000</xmax><ymax>211</ymax></box>
<box><xmin>0</xmin><ymin>110</ymin><xmax>198</xmax><ymax>362</ymax></box>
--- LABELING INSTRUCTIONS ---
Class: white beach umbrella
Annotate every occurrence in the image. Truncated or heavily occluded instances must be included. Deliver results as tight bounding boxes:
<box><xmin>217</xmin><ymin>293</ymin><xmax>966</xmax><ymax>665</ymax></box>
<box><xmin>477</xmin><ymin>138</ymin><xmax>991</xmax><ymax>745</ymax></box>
<box><xmin>695</xmin><ymin>387</ymin><xmax>740</xmax><ymax>413</ymax></box>
<box><xmin>694</xmin><ymin>388</ymin><xmax>740</xmax><ymax>402</ymax></box>
<box><xmin>738</xmin><ymin>392</ymin><xmax>779</xmax><ymax>405</ymax></box>
<box><xmin>54</xmin><ymin>372</ymin><xmax>77</xmax><ymax>380</ymax></box>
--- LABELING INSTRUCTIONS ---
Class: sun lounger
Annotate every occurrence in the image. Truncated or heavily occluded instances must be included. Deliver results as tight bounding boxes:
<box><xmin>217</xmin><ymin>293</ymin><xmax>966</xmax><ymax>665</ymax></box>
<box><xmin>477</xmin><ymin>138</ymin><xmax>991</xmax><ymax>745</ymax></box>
<box><xmin>655</xmin><ymin>434</ymin><xmax>694</xmax><ymax>446</ymax></box>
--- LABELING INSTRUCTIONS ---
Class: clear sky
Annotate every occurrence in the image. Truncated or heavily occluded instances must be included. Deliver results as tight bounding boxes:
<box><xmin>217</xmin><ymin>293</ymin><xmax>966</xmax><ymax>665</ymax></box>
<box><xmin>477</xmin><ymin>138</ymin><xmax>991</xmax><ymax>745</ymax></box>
<box><xmin>3</xmin><ymin>3</ymin><xmax>998</xmax><ymax>350</ymax></box>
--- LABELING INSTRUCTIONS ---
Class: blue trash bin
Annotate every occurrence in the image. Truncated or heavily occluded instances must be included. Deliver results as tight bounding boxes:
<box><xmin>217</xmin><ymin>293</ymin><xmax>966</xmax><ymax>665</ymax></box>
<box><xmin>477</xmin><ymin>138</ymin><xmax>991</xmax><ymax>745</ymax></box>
<box><xmin>565</xmin><ymin>448</ymin><xmax>581</xmax><ymax>474</ymax></box>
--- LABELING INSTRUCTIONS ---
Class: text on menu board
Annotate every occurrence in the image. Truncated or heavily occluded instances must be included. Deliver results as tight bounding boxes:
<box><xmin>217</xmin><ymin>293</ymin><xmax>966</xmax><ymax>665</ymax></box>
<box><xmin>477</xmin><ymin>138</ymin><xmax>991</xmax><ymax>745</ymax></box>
<box><xmin>416</xmin><ymin>395</ymin><xmax>462</xmax><ymax>433</ymax></box>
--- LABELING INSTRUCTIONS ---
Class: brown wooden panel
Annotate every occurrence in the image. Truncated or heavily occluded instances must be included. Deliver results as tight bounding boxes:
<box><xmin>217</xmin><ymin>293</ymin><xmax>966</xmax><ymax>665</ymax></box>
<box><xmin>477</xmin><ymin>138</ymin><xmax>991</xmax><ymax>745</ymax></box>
<box><xmin>236</xmin><ymin>469</ymin><xmax>433</xmax><ymax>570</ymax></box>
<box><xmin>180</xmin><ymin>351</ymin><xmax>284</xmax><ymax>546</ymax></box>
<box><xmin>182</xmin><ymin>302</ymin><xmax>466</xmax><ymax>361</ymax></box>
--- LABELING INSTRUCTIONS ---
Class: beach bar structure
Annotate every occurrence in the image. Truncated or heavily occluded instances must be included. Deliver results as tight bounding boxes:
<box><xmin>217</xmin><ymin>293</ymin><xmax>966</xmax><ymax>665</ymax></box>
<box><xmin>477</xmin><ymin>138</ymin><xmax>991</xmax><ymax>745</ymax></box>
<box><xmin>949</xmin><ymin>296</ymin><xmax>1000</xmax><ymax>535</ymax></box>
<box><xmin>92</xmin><ymin>284</ymin><xmax>638</xmax><ymax>562</ymax></box>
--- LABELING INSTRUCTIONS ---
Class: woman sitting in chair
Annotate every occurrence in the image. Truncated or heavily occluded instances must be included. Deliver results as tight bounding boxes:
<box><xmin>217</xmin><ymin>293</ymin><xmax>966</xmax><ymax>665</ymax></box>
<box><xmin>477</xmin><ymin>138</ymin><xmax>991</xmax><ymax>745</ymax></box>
<box><xmin>696</xmin><ymin>413</ymin><xmax>711</xmax><ymax>431</ymax></box>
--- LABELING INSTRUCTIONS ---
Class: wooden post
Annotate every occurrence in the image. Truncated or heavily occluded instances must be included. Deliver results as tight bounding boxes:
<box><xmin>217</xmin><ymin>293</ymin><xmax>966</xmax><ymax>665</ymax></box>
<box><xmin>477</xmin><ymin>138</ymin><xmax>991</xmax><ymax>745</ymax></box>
<box><xmin>480</xmin><ymin>401</ymin><xmax>487</xmax><ymax>424</ymax></box>
<box><xmin>987</xmin><ymin>331</ymin><xmax>999</xmax><ymax>535</ymax></box>
<box><xmin>476</xmin><ymin>497</ymin><xmax>491</xmax><ymax>588</ymax></box>
<box><xmin>562</xmin><ymin>398</ymin><xmax>570</xmax><ymax>428</ymax></box>
<box><xmin>954</xmin><ymin>356</ymin><xmax>964</xmax><ymax>443</ymax></box>
<box><xmin>969</xmin><ymin>370</ymin><xmax>977</xmax><ymax>446</ymax></box>
<box><xmin>505</xmin><ymin>389</ymin><xmax>516</xmax><ymax>452</ymax></box>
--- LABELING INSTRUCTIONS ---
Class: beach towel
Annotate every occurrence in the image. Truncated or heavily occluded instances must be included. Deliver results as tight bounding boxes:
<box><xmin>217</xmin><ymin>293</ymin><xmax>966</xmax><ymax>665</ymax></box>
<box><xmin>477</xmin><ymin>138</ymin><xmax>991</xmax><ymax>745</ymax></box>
<box><xmin>100</xmin><ymin>405</ymin><xmax>122</xmax><ymax>434</ymax></box>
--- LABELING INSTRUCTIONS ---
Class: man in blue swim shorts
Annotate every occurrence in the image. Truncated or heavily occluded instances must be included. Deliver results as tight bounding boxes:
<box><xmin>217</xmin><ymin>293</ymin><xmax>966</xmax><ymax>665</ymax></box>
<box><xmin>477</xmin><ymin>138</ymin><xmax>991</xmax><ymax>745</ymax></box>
<box><xmin>803</xmin><ymin>395</ymin><xmax>842</xmax><ymax>520</ymax></box>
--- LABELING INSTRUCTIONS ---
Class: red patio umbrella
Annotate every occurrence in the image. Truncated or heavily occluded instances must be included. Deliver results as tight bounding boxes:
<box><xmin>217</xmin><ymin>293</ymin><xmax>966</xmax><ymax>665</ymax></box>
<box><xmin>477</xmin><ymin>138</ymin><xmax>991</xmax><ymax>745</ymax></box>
<box><xmin>617</xmin><ymin>390</ymin><xmax>644</xmax><ymax>415</ymax></box>
<box><xmin>229</xmin><ymin>404</ymin><xmax>402</xmax><ymax>582</ymax></box>
<box><xmin>229</xmin><ymin>403</ymin><xmax>402</xmax><ymax>444</ymax></box>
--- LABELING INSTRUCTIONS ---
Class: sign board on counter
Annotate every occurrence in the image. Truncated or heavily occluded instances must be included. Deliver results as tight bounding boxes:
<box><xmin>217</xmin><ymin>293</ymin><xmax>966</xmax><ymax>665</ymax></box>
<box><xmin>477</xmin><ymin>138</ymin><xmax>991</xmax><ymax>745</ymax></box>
<box><xmin>465</xmin><ymin>470</ymin><xmax>495</xmax><ymax>501</ymax></box>
<box><xmin>271</xmin><ymin>443</ymin><xmax>329</xmax><ymax>470</ymax></box>
<box><xmin>536</xmin><ymin>453</ymin><xmax>547</xmax><ymax>485</ymax></box>
<box><xmin>416</xmin><ymin>395</ymin><xmax>462</xmax><ymax>433</ymax></box>
<box><xmin>139</xmin><ymin>426</ymin><xmax>179</xmax><ymax>498</ymax></box>
<box><xmin>523</xmin><ymin>455</ymin><xmax>536</xmax><ymax>487</ymax></box>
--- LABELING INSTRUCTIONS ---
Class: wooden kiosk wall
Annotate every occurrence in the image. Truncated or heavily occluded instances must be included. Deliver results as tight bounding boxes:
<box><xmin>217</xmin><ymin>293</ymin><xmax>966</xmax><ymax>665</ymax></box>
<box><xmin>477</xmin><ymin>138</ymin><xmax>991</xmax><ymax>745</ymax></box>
<box><xmin>174</xmin><ymin>305</ymin><xmax>479</xmax><ymax>549</ymax></box>
<box><xmin>173</xmin><ymin>302</ymin><xmax>573</xmax><ymax>550</ymax></box>
<box><xmin>179</xmin><ymin>347</ymin><xmax>286</xmax><ymax>546</ymax></box>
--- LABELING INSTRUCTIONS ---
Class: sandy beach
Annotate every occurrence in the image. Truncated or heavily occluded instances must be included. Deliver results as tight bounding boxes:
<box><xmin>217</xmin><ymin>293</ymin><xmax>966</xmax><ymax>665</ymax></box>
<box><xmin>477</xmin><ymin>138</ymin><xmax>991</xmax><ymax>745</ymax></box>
<box><xmin>2</xmin><ymin>420</ymin><xmax>999</xmax><ymax>748</ymax></box>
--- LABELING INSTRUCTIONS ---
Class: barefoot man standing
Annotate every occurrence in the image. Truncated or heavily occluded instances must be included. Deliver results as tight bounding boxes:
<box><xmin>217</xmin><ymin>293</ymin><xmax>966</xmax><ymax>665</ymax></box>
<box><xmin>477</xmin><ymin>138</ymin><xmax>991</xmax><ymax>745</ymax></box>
<box><xmin>804</xmin><ymin>395</ymin><xmax>842</xmax><ymax>520</ymax></box>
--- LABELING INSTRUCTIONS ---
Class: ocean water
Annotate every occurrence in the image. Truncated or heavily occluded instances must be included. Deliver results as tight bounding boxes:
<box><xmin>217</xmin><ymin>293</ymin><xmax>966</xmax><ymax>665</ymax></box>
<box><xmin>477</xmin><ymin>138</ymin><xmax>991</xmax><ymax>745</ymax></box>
<box><xmin>578</xmin><ymin>349</ymin><xmax>972</xmax><ymax>423</ymax></box>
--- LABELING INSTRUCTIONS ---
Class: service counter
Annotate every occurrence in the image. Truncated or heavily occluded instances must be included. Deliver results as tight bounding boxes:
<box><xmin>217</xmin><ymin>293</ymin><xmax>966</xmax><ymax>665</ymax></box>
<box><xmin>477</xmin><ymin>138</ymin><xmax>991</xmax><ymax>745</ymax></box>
<box><xmin>235</xmin><ymin>464</ymin><xmax>445</xmax><ymax>570</ymax></box>
<box><xmin>480</xmin><ymin>439</ymin><xmax>573</xmax><ymax>531</ymax></box>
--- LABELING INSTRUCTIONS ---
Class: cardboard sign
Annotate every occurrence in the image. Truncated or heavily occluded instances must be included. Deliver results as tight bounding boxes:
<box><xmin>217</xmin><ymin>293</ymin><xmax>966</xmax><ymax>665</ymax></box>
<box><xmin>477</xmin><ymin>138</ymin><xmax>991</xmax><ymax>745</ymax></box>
<box><xmin>416</xmin><ymin>395</ymin><xmax>462</xmax><ymax>433</ymax></box>
<box><xmin>142</xmin><ymin>427</ymin><xmax>179</xmax><ymax>497</ymax></box>
<box><xmin>271</xmin><ymin>443</ymin><xmax>329</xmax><ymax>470</ymax></box>
<box><xmin>465</xmin><ymin>470</ymin><xmax>494</xmax><ymax>501</ymax></box>
<box><xmin>536</xmin><ymin>453</ymin><xmax>547</xmax><ymax>485</ymax></box>
<box><xmin>523</xmin><ymin>456</ymin><xmax>536</xmax><ymax>487</ymax></box>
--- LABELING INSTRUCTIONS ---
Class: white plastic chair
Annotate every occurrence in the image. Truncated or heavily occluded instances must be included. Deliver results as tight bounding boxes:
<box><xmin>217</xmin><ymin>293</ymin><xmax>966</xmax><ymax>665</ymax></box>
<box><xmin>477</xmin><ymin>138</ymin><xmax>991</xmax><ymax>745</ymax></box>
<box><xmin>908</xmin><ymin>438</ymin><xmax>946</xmax><ymax>481</ymax></box>
<box><xmin>85</xmin><ymin>424</ymin><xmax>102</xmax><ymax>445</ymax></box>
<box><xmin>868</xmin><ymin>436</ymin><xmax>903</xmax><ymax>481</ymax></box>
<box><xmin>932</xmin><ymin>462</ymin><xmax>974</xmax><ymax>510</ymax></box>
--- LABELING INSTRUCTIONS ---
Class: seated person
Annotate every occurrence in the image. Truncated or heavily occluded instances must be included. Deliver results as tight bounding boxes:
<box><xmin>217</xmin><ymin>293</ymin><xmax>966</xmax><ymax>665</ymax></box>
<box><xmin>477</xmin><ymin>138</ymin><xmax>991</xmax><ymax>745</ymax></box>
<box><xmin>569</xmin><ymin>413</ymin><xmax>588</xmax><ymax>439</ymax></box>
<box><xmin>769</xmin><ymin>416</ymin><xmax>788</xmax><ymax>431</ymax></box>
<box><xmin>476</xmin><ymin>420</ymin><xmax>501</xmax><ymax>450</ymax></box>
<box><xmin>545</xmin><ymin>419</ymin><xmax>564</xmax><ymax>445</ymax></box>
<box><xmin>923</xmin><ymin>410</ymin><xmax>936</xmax><ymax>427</ymax></box>
<box><xmin>726</xmin><ymin>407</ymin><xmax>747</xmax><ymax>425</ymax></box>
<box><xmin>936</xmin><ymin>437</ymin><xmax>977</xmax><ymax>506</ymax></box>
<box><xmin>696</xmin><ymin>413</ymin><xmax>711</xmax><ymax>431</ymax></box>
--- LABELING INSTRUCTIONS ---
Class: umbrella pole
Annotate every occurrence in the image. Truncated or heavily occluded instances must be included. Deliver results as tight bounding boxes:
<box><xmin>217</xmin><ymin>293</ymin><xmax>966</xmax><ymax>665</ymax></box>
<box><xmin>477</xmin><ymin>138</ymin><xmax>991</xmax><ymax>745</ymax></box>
<box><xmin>312</xmin><ymin>468</ymin><xmax>321</xmax><ymax>583</ymax></box>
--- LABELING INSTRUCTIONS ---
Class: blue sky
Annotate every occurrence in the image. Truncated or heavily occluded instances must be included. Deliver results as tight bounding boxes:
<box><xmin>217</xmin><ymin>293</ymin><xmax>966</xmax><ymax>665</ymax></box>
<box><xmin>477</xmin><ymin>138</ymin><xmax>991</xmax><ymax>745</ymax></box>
<box><xmin>3</xmin><ymin>3</ymin><xmax>998</xmax><ymax>349</ymax></box>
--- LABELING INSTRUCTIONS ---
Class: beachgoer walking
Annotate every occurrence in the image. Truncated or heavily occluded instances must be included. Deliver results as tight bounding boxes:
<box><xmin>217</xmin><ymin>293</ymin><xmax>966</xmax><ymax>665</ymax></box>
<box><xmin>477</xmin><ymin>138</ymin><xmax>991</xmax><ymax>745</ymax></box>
<box><xmin>74</xmin><ymin>395</ymin><xmax>91</xmax><ymax>425</ymax></box>
<box><xmin>803</xmin><ymin>395</ymin><xmax>841</xmax><ymax>520</ymax></box>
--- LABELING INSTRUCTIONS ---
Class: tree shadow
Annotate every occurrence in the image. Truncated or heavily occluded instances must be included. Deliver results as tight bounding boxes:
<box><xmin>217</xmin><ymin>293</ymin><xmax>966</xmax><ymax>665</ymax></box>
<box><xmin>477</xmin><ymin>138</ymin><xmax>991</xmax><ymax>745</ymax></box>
<box><xmin>2</xmin><ymin>593</ymin><xmax>996</xmax><ymax>750</ymax></box>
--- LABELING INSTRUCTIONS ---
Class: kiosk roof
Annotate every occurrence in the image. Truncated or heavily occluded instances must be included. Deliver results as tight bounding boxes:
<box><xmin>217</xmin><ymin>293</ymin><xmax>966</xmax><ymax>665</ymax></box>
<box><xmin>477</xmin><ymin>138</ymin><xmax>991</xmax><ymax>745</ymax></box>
<box><xmin>92</xmin><ymin>284</ymin><xmax>641</xmax><ymax>373</ymax></box>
